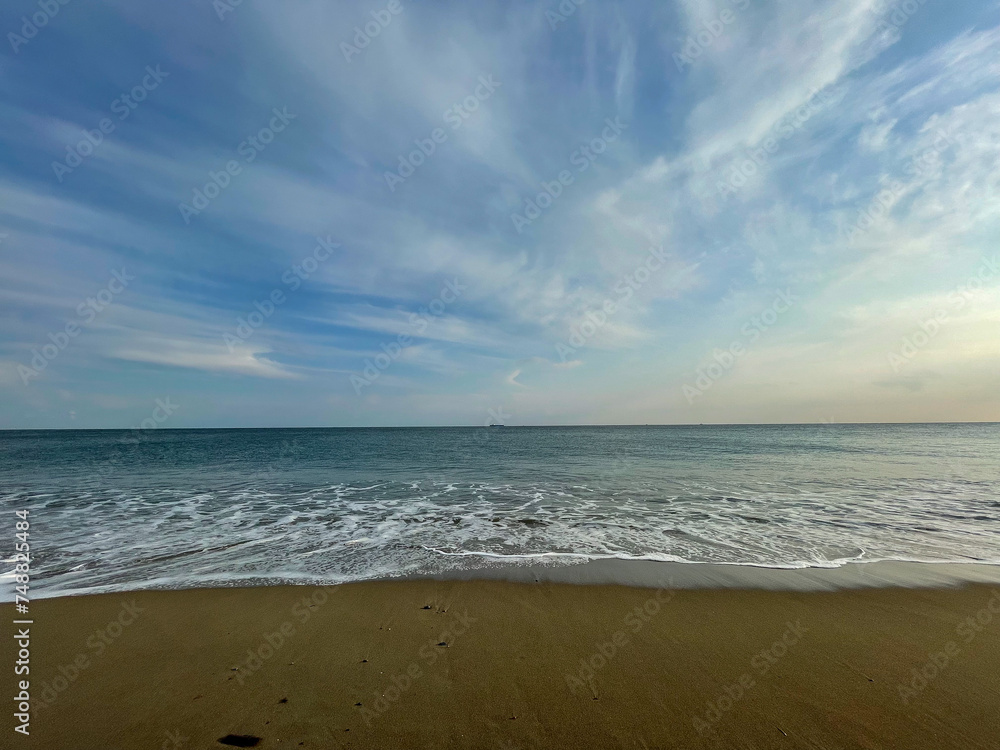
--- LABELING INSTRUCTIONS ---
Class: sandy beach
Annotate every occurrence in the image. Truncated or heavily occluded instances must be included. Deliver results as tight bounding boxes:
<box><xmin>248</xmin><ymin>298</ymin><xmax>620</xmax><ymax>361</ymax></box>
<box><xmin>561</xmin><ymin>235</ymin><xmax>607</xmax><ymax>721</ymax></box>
<box><xmin>9</xmin><ymin>577</ymin><xmax>1000</xmax><ymax>749</ymax></box>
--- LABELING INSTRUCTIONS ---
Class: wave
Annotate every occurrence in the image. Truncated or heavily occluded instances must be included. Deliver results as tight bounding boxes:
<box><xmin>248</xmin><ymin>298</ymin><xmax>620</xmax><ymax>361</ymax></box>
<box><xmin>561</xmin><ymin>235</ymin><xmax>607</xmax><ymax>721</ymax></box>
<box><xmin>3</xmin><ymin>474</ymin><xmax>1000</xmax><ymax>600</ymax></box>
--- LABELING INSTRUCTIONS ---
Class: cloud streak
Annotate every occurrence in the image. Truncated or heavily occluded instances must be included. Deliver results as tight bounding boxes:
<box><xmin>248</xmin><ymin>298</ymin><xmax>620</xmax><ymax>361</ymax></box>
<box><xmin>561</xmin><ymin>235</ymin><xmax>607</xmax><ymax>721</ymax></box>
<box><xmin>1</xmin><ymin>0</ymin><xmax>998</xmax><ymax>427</ymax></box>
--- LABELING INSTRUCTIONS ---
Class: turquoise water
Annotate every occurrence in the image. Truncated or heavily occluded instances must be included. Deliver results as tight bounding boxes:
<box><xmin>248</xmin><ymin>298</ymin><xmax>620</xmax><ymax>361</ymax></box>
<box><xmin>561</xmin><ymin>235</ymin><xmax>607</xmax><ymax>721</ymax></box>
<box><xmin>2</xmin><ymin>424</ymin><xmax>999</xmax><ymax>597</ymax></box>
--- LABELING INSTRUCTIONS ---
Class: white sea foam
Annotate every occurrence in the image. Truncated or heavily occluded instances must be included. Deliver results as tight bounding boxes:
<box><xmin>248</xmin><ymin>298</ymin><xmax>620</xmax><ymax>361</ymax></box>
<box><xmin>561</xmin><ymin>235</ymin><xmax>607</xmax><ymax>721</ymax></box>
<box><xmin>4</xmin><ymin>476</ymin><xmax>1000</xmax><ymax>600</ymax></box>
<box><xmin>3</xmin><ymin>425</ymin><xmax>999</xmax><ymax>599</ymax></box>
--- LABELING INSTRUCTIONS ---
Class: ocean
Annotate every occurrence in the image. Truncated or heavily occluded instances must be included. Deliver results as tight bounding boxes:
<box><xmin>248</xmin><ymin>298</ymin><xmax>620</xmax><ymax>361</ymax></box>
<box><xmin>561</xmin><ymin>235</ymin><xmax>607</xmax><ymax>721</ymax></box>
<box><xmin>2</xmin><ymin>424</ymin><xmax>999</xmax><ymax>598</ymax></box>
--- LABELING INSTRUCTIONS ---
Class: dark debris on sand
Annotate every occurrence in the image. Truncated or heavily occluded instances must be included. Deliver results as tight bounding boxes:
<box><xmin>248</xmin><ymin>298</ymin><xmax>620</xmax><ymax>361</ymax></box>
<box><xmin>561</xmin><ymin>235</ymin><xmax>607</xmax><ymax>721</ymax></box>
<box><xmin>218</xmin><ymin>735</ymin><xmax>261</xmax><ymax>747</ymax></box>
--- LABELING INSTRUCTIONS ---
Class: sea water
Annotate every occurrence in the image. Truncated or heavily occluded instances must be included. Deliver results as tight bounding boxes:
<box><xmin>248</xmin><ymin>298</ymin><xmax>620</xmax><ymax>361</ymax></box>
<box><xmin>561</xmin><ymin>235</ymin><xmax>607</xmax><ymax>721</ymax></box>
<box><xmin>1</xmin><ymin>423</ymin><xmax>998</xmax><ymax>598</ymax></box>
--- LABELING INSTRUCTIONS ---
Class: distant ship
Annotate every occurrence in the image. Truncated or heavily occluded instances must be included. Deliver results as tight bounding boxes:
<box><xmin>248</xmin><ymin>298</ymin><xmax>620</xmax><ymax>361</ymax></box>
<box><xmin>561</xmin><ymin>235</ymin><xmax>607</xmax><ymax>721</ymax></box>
<box><xmin>488</xmin><ymin>423</ymin><xmax>505</xmax><ymax>427</ymax></box>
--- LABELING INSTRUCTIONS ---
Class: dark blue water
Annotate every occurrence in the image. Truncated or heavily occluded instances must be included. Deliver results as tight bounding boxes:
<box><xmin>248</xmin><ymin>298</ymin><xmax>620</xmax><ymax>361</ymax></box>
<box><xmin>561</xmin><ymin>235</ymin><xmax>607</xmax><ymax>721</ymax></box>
<box><xmin>2</xmin><ymin>424</ymin><xmax>999</xmax><ymax>597</ymax></box>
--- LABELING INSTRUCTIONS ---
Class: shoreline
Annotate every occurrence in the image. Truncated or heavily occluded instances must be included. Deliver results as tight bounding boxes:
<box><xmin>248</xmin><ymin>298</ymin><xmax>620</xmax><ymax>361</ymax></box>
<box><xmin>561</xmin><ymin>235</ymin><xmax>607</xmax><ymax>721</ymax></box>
<box><xmin>22</xmin><ymin>558</ymin><xmax>1000</xmax><ymax>602</ymax></box>
<box><xmin>402</xmin><ymin>557</ymin><xmax>1000</xmax><ymax>591</ymax></box>
<box><xmin>11</xmin><ymin>576</ymin><xmax>1000</xmax><ymax>749</ymax></box>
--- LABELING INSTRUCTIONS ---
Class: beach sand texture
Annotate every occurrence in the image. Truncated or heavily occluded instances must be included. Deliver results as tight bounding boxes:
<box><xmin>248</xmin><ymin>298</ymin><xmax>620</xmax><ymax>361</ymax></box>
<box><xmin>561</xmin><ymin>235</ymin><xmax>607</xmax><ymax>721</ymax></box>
<box><xmin>10</xmin><ymin>580</ymin><xmax>1000</xmax><ymax>749</ymax></box>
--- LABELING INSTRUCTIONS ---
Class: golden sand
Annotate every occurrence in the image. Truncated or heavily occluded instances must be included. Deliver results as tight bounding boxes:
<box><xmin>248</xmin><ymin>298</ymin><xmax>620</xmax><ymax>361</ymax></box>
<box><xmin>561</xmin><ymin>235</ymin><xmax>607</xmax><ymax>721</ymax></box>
<box><xmin>10</xmin><ymin>580</ymin><xmax>1000</xmax><ymax>749</ymax></box>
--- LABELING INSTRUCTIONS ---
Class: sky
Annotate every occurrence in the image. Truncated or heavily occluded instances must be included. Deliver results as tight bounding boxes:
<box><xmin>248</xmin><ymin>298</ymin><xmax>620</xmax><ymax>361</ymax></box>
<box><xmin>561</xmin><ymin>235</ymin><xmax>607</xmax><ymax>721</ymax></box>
<box><xmin>1</xmin><ymin>0</ymin><xmax>999</xmax><ymax>428</ymax></box>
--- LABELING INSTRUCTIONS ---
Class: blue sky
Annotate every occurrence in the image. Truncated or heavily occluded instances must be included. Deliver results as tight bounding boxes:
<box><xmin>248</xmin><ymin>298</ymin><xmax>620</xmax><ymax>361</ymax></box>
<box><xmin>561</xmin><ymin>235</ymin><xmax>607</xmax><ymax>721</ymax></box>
<box><xmin>1</xmin><ymin>0</ymin><xmax>999</xmax><ymax>428</ymax></box>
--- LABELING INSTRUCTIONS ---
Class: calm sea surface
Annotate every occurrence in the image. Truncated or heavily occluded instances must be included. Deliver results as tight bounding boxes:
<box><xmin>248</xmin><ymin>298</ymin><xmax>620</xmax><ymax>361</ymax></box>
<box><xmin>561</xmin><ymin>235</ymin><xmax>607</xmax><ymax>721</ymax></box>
<box><xmin>2</xmin><ymin>424</ymin><xmax>999</xmax><ymax>598</ymax></box>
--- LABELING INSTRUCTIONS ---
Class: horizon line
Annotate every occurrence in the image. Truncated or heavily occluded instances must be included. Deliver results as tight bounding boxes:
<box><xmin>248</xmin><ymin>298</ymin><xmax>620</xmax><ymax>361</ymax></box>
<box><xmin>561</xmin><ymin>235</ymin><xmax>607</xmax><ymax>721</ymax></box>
<box><xmin>2</xmin><ymin>420</ymin><xmax>999</xmax><ymax>431</ymax></box>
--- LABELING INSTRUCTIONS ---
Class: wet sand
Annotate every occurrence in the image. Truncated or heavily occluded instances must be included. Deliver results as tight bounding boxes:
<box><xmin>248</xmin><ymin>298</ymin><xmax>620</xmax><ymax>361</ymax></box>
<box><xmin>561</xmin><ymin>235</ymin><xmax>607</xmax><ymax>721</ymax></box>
<box><xmin>9</xmin><ymin>578</ymin><xmax>1000</xmax><ymax>749</ymax></box>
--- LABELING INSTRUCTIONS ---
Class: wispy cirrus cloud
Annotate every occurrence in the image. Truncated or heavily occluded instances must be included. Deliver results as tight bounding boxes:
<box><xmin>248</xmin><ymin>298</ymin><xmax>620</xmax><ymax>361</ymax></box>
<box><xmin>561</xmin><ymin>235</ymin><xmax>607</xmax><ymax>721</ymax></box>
<box><xmin>0</xmin><ymin>0</ymin><xmax>998</xmax><ymax>426</ymax></box>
